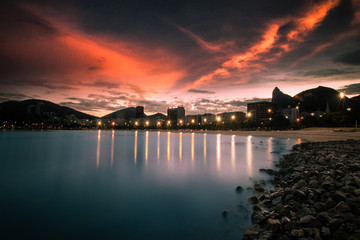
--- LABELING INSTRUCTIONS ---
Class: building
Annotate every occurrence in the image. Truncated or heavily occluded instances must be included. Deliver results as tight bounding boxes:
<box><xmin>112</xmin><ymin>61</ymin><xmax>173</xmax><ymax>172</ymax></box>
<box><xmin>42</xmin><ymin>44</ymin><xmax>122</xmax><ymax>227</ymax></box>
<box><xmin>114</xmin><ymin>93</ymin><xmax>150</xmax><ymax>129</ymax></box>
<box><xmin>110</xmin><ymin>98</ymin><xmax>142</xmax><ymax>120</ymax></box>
<box><xmin>185</xmin><ymin>115</ymin><xmax>201</xmax><ymax>125</ymax></box>
<box><xmin>281</xmin><ymin>105</ymin><xmax>300</xmax><ymax>123</ymax></box>
<box><xmin>216</xmin><ymin>111</ymin><xmax>245</xmax><ymax>124</ymax></box>
<box><xmin>167</xmin><ymin>106</ymin><xmax>185</xmax><ymax>126</ymax></box>
<box><xmin>200</xmin><ymin>113</ymin><xmax>216</xmax><ymax>124</ymax></box>
<box><xmin>135</xmin><ymin>106</ymin><xmax>145</xmax><ymax>118</ymax></box>
<box><xmin>247</xmin><ymin>102</ymin><xmax>278</xmax><ymax>122</ymax></box>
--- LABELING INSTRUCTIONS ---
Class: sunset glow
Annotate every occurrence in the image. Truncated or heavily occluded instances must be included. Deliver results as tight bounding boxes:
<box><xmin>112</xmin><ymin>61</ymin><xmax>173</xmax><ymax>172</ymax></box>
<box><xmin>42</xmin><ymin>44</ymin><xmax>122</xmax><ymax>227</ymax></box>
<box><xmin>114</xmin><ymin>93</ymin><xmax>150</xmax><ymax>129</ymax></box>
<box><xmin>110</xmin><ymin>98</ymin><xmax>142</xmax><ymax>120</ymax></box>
<box><xmin>0</xmin><ymin>0</ymin><xmax>359</xmax><ymax>117</ymax></box>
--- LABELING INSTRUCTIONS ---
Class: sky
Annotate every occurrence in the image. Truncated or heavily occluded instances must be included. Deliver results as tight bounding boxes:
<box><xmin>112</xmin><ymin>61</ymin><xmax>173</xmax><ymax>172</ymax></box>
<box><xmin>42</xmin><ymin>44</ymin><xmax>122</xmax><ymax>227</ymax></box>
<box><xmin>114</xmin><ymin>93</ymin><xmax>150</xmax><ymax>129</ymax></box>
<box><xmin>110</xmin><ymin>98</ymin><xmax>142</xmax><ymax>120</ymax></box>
<box><xmin>0</xmin><ymin>0</ymin><xmax>360</xmax><ymax>117</ymax></box>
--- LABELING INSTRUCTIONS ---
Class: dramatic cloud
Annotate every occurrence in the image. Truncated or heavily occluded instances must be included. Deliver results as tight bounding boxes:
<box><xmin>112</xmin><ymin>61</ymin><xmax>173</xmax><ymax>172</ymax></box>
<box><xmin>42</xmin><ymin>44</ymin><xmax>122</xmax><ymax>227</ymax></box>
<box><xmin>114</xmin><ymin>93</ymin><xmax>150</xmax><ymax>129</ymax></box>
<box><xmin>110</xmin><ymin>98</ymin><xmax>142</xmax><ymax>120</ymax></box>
<box><xmin>187</xmin><ymin>89</ymin><xmax>216</xmax><ymax>94</ymax></box>
<box><xmin>338</xmin><ymin>83</ymin><xmax>360</xmax><ymax>95</ymax></box>
<box><xmin>335</xmin><ymin>49</ymin><xmax>360</xmax><ymax>65</ymax></box>
<box><xmin>302</xmin><ymin>68</ymin><xmax>355</xmax><ymax>77</ymax></box>
<box><xmin>0</xmin><ymin>0</ymin><xmax>359</xmax><ymax>116</ymax></box>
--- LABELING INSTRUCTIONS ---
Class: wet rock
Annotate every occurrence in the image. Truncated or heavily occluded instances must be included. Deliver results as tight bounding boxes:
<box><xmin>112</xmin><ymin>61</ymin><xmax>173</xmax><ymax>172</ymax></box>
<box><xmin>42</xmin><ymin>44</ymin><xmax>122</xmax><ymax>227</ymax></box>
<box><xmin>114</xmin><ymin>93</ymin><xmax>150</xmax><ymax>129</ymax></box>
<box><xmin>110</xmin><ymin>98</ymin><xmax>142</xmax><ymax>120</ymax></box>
<box><xmin>290</xmin><ymin>229</ymin><xmax>305</xmax><ymax>238</ymax></box>
<box><xmin>248</xmin><ymin>196</ymin><xmax>259</xmax><ymax>205</ymax></box>
<box><xmin>236</xmin><ymin>186</ymin><xmax>244</xmax><ymax>192</ymax></box>
<box><xmin>222</xmin><ymin>210</ymin><xmax>229</xmax><ymax>218</ymax></box>
<box><xmin>266</xmin><ymin>218</ymin><xmax>281</xmax><ymax>232</ymax></box>
<box><xmin>334</xmin><ymin>201</ymin><xmax>351</xmax><ymax>212</ymax></box>
<box><xmin>300</xmin><ymin>215</ymin><xmax>321</xmax><ymax>228</ymax></box>
<box><xmin>251</xmin><ymin>212</ymin><xmax>265</xmax><ymax>224</ymax></box>
<box><xmin>258</xmin><ymin>230</ymin><xmax>273</xmax><ymax>240</ymax></box>
<box><xmin>329</xmin><ymin>218</ymin><xmax>343</xmax><ymax>232</ymax></box>
<box><xmin>321</xmin><ymin>227</ymin><xmax>331</xmax><ymax>238</ymax></box>
<box><xmin>243</xmin><ymin>224</ymin><xmax>261</xmax><ymax>240</ymax></box>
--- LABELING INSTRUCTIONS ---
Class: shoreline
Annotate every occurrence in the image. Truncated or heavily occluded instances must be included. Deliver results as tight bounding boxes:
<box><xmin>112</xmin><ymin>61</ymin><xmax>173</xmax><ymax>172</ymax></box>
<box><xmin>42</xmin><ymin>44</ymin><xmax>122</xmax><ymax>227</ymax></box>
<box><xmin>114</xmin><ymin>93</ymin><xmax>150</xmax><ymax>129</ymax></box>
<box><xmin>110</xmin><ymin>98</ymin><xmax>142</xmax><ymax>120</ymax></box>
<box><xmin>243</xmin><ymin>140</ymin><xmax>360</xmax><ymax>240</ymax></box>
<box><xmin>3</xmin><ymin>127</ymin><xmax>360</xmax><ymax>142</ymax></box>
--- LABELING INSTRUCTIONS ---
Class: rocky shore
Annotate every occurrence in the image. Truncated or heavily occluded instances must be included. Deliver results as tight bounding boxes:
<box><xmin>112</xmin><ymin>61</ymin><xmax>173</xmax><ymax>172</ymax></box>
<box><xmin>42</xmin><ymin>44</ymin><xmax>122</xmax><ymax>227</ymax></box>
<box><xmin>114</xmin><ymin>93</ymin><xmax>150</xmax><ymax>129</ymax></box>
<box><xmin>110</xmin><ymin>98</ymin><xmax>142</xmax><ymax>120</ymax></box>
<box><xmin>243</xmin><ymin>140</ymin><xmax>360</xmax><ymax>240</ymax></box>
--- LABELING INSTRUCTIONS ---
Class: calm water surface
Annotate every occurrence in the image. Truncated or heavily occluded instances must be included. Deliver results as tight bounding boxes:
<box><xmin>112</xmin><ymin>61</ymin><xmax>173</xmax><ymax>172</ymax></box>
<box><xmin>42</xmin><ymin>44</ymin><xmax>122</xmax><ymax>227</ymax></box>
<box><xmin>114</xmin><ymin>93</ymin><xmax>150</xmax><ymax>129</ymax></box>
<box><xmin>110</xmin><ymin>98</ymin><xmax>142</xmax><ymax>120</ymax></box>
<box><xmin>0</xmin><ymin>130</ymin><xmax>298</xmax><ymax>239</ymax></box>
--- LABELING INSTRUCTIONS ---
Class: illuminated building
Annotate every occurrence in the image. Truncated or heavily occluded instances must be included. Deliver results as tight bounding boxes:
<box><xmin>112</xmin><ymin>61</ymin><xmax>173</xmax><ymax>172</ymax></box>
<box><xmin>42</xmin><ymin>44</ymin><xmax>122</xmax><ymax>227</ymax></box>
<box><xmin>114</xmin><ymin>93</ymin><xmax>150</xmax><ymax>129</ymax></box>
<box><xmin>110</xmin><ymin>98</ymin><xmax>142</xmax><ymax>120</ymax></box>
<box><xmin>216</xmin><ymin>112</ymin><xmax>245</xmax><ymax>124</ymax></box>
<box><xmin>247</xmin><ymin>102</ymin><xmax>277</xmax><ymax>122</ymax></box>
<box><xmin>167</xmin><ymin>106</ymin><xmax>185</xmax><ymax>126</ymax></box>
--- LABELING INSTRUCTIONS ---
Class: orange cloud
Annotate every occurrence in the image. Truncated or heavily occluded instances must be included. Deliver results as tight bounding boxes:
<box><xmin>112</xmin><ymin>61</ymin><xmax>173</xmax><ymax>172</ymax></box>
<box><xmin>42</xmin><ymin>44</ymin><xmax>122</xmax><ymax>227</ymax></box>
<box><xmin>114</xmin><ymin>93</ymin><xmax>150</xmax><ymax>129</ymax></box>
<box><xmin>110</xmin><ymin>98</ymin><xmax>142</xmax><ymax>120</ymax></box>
<box><xmin>287</xmin><ymin>0</ymin><xmax>340</xmax><ymax>42</ymax></box>
<box><xmin>190</xmin><ymin>0</ymin><xmax>342</xmax><ymax>89</ymax></box>
<box><xmin>5</xmin><ymin>4</ymin><xmax>185</xmax><ymax>99</ymax></box>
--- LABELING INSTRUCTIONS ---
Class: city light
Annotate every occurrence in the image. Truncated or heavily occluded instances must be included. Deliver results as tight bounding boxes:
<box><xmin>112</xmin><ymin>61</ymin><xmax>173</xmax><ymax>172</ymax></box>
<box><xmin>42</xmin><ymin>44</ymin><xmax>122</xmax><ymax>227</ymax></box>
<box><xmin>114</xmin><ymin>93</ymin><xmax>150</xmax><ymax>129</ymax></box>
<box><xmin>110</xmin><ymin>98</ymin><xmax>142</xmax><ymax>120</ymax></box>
<box><xmin>167</xmin><ymin>120</ymin><xmax>171</xmax><ymax>125</ymax></box>
<box><xmin>179</xmin><ymin>120</ymin><xmax>183</xmax><ymax>124</ymax></box>
<box><xmin>145</xmin><ymin>121</ymin><xmax>149</xmax><ymax>126</ymax></box>
<box><xmin>269</xmin><ymin>118</ymin><xmax>272</xmax><ymax>120</ymax></box>
<box><xmin>191</xmin><ymin>119</ymin><xmax>195</xmax><ymax>123</ymax></box>
<box><xmin>216</xmin><ymin>116</ymin><xmax>221</xmax><ymax>121</ymax></box>
<box><xmin>98</xmin><ymin>121</ymin><xmax>101</xmax><ymax>125</ymax></box>
<box><xmin>296</xmin><ymin>106</ymin><xmax>299</xmax><ymax>110</ymax></box>
<box><xmin>157</xmin><ymin>121</ymin><xmax>161</xmax><ymax>126</ymax></box>
<box><xmin>112</xmin><ymin>122</ymin><xmax>115</xmax><ymax>126</ymax></box>
<box><xmin>204</xmin><ymin>118</ymin><xmax>207</xmax><ymax>123</ymax></box>
<box><xmin>247</xmin><ymin>113</ymin><xmax>251</xmax><ymax>117</ymax></box>
<box><xmin>135</xmin><ymin>121</ymin><xmax>138</xmax><ymax>126</ymax></box>
<box><xmin>231</xmin><ymin>115</ymin><xmax>235</xmax><ymax>120</ymax></box>
<box><xmin>340</xmin><ymin>92</ymin><xmax>345</xmax><ymax>99</ymax></box>
<box><xmin>268</xmin><ymin>109</ymin><xmax>272</xmax><ymax>113</ymax></box>
<box><xmin>347</xmin><ymin>108</ymin><xmax>351</xmax><ymax>111</ymax></box>
<box><xmin>311</xmin><ymin>113</ymin><xmax>315</xmax><ymax>116</ymax></box>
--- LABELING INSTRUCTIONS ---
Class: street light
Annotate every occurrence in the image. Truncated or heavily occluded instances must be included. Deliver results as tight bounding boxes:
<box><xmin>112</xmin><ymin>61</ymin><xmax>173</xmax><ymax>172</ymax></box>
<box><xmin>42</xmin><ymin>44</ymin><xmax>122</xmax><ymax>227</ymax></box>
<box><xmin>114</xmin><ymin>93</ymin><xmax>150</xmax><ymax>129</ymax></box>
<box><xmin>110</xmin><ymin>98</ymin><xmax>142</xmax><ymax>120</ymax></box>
<box><xmin>216</xmin><ymin>116</ymin><xmax>221</xmax><ymax>122</ymax></box>
<box><xmin>231</xmin><ymin>115</ymin><xmax>236</xmax><ymax>120</ymax></box>
<box><xmin>340</xmin><ymin>92</ymin><xmax>345</xmax><ymax>99</ymax></box>
<box><xmin>247</xmin><ymin>113</ymin><xmax>251</xmax><ymax>117</ymax></box>
<box><xmin>191</xmin><ymin>119</ymin><xmax>195</xmax><ymax>124</ymax></box>
<box><xmin>98</xmin><ymin>121</ymin><xmax>102</xmax><ymax>126</ymax></box>
<box><xmin>145</xmin><ymin>121</ymin><xmax>149</xmax><ymax>126</ymax></box>
<box><xmin>268</xmin><ymin>109</ymin><xmax>272</xmax><ymax>113</ymax></box>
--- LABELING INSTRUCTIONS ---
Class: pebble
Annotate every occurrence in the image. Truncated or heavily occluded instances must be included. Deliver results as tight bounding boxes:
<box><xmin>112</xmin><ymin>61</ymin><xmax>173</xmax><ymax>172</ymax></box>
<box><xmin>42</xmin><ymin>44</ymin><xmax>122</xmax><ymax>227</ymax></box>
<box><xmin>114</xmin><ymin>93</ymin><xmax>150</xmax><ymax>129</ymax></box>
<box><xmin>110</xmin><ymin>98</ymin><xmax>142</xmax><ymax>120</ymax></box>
<box><xmin>242</xmin><ymin>140</ymin><xmax>360</xmax><ymax>240</ymax></box>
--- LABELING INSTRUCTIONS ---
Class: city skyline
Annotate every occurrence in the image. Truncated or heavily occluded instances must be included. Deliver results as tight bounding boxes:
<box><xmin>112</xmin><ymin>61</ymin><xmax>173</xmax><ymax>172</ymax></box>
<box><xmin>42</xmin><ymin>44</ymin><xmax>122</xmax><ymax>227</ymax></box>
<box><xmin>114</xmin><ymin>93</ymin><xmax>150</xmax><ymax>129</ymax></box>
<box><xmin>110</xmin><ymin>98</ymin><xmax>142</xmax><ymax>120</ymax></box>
<box><xmin>1</xmin><ymin>0</ymin><xmax>360</xmax><ymax>117</ymax></box>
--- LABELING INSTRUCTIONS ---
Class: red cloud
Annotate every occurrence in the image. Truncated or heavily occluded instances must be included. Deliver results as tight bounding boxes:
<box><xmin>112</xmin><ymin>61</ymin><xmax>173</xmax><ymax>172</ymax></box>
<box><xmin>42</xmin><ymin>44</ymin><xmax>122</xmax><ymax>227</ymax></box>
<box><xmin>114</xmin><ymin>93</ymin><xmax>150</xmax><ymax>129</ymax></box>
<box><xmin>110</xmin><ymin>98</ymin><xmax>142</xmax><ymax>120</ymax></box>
<box><xmin>190</xmin><ymin>0</ymin><xmax>342</xmax><ymax>89</ymax></box>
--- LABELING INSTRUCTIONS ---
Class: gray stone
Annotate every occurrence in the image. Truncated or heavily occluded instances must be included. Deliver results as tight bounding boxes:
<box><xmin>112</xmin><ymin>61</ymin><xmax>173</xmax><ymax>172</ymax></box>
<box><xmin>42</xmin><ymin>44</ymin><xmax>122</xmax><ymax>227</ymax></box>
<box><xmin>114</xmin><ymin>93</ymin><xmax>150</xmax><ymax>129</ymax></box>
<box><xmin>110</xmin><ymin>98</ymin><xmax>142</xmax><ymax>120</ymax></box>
<box><xmin>243</xmin><ymin>224</ymin><xmax>261</xmax><ymax>240</ymax></box>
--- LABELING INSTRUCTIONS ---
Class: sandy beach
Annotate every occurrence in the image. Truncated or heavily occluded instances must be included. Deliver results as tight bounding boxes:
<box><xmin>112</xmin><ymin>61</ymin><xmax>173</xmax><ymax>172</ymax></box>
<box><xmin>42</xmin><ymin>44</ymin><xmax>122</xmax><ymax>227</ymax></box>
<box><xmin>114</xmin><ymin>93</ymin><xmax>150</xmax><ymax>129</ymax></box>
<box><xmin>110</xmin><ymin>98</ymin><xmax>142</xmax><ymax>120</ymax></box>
<box><xmin>190</xmin><ymin>128</ymin><xmax>360</xmax><ymax>142</ymax></box>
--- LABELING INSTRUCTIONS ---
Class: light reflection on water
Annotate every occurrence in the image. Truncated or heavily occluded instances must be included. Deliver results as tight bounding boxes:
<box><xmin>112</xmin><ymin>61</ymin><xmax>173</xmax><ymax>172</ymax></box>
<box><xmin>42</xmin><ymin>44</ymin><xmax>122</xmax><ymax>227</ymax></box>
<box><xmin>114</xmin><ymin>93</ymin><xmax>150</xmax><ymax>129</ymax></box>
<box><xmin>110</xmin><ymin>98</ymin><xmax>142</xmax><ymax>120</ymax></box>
<box><xmin>0</xmin><ymin>130</ymin><xmax>297</xmax><ymax>240</ymax></box>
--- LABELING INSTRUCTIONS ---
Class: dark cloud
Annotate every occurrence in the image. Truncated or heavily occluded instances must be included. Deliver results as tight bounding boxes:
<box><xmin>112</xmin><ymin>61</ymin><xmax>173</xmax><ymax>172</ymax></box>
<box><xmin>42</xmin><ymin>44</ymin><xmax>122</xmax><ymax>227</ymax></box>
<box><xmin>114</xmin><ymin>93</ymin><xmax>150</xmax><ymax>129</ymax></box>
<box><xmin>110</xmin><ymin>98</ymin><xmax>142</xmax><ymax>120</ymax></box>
<box><xmin>338</xmin><ymin>83</ymin><xmax>360</xmax><ymax>94</ymax></box>
<box><xmin>188</xmin><ymin>89</ymin><xmax>216</xmax><ymax>94</ymax></box>
<box><xmin>334</xmin><ymin>49</ymin><xmax>360</xmax><ymax>65</ymax></box>
<box><xmin>0</xmin><ymin>92</ymin><xmax>32</xmax><ymax>102</ymax></box>
<box><xmin>302</xmin><ymin>68</ymin><xmax>355</xmax><ymax>77</ymax></box>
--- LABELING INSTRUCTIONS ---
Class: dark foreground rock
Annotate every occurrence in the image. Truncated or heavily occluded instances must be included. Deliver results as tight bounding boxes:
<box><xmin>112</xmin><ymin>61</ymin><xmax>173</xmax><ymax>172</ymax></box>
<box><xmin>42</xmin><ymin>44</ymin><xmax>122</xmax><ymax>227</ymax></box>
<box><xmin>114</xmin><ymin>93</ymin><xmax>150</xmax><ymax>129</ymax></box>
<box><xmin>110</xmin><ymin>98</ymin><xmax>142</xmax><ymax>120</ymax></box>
<box><xmin>243</xmin><ymin>140</ymin><xmax>360</xmax><ymax>240</ymax></box>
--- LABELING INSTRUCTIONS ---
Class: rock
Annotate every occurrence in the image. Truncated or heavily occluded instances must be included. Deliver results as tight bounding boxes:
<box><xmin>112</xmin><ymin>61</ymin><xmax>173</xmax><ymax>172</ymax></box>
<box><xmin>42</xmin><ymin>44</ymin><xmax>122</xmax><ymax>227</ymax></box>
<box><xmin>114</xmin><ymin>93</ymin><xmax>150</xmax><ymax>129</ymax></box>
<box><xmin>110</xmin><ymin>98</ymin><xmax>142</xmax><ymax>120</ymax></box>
<box><xmin>259</xmin><ymin>168</ymin><xmax>276</xmax><ymax>175</ymax></box>
<box><xmin>334</xmin><ymin>201</ymin><xmax>351</xmax><ymax>212</ymax></box>
<box><xmin>294</xmin><ymin>179</ymin><xmax>307</xmax><ymax>189</ymax></box>
<box><xmin>300</xmin><ymin>215</ymin><xmax>321</xmax><ymax>228</ymax></box>
<box><xmin>321</xmin><ymin>227</ymin><xmax>330</xmax><ymax>238</ymax></box>
<box><xmin>248</xmin><ymin>196</ymin><xmax>259</xmax><ymax>205</ymax></box>
<box><xmin>290</xmin><ymin>229</ymin><xmax>305</xmax><ymax>238</ymax></box>
<box><xmin>258</xmin><ymin>230</ymin><xmax>273</xmax><ymax>240</ymax></box>
<box><xmin>251</xmin><ymin>212</ymin><xmax>265</xmax><ymax>224</ymax></box>
<box><xmin>236</xmin><ymin>186</ymin><xmax>244</xmax><ymax>192</ymax></box>
<box><xmin>314</xmin><ymin>202</ymin><xmax>326</xmax><ymax>211</ymax></box>
<box><xmin>272</xmin><ymin>196</ymin><xmax>282</xmax><ymax>205</ymax></box>
<box><xmin>333</xmin><ymin>230</ymin><xmax>349</xmax><ymax>240</ymax></box>
<box><xmin>266</xmin><ymin>218</ymin><xmax>281</xmax><ymax>232</ymax></box>
<box><xmin>329</xmin><ymin>218</ymin><xmax>343</xmax><ymax>232</ymax></box>
<box><xmin>222</xmin><ymin>210</ymin><xmax>229</xmax><ymax>218</ymax></box>
<box><xmin>243</xmin><ymin>224</ymin><xmax>261</xmax><ymax>240</ymax></box>
<box><xmin>317</xmin><ymin>212</ymin><xmax>331</xmax><ymax>223</ymax></box>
